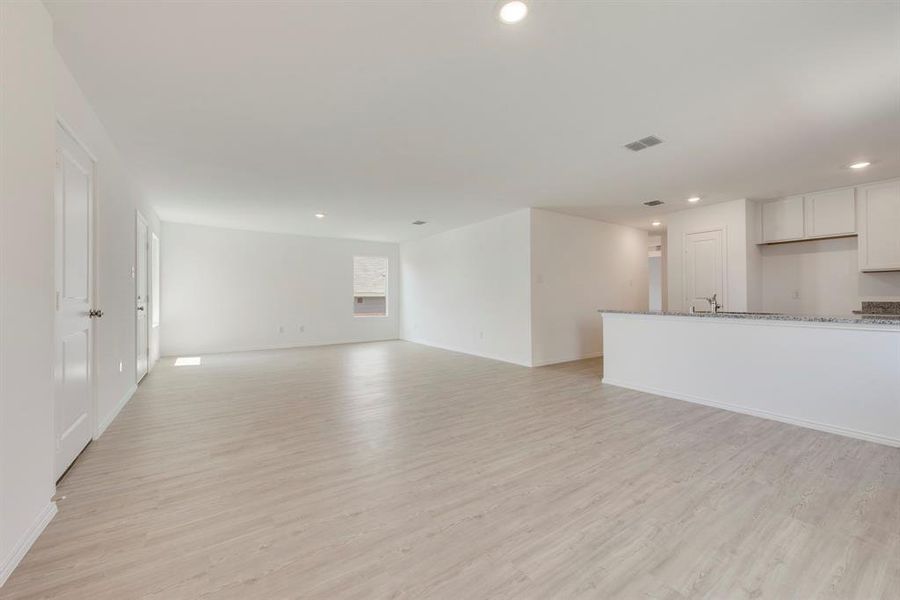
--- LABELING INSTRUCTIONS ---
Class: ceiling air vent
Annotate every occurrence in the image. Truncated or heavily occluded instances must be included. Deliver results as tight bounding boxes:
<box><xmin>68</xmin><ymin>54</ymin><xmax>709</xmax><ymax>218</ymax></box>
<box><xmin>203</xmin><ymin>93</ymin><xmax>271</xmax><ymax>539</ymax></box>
<box><xmin>624</xmin><ymin>135</ymin><xmax>664</xmax><ymax>152</ymax></box>
<box><xmin>643</xmin><ymin>200</ymin><xmax>664</xmax><ymax>207</ymax></box>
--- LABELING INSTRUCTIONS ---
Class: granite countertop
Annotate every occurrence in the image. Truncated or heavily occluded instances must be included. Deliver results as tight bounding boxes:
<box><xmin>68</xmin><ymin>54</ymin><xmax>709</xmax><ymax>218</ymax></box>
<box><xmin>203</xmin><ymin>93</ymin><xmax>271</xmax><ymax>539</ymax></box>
<box><xmin>852</xmin><ymin>301</ymin><xmax>900</xmax><ymax>316</ymax></box>
<box><xmin>598</xmin><ymin>309</ymin><xmax>900</xmax><ymax>327</ymax></box>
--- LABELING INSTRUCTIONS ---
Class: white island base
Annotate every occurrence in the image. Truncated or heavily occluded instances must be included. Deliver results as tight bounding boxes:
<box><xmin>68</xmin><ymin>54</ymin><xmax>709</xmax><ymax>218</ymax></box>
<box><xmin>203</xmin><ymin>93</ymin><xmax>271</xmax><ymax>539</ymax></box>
<box><xmin>600</xmin><ymin>311</ymin><xmax>900</xmax><ymax>447</ymax></box>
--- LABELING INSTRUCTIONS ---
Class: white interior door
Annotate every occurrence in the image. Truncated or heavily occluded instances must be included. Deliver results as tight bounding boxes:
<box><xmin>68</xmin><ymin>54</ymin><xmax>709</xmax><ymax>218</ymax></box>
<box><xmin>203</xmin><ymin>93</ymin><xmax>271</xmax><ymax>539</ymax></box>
<box><xmin>136</xmin><ymin>213</ymin><xmax>149</xmax><ymax>382</ymax></box>
<box><xmin>684</xmin><ymin>229</ymin><xmax>725</xmax><ymax>312</ymax></box>
<box><xmin>54</xmin><ymin>124</ymin><xmax>95</xmax><ymax>480</ymax></box>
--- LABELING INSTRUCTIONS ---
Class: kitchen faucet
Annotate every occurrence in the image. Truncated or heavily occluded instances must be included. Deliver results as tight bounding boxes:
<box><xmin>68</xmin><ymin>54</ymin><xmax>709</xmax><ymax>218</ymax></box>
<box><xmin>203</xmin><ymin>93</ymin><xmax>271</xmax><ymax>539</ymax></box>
<box><xmin>688</xmin><ymin>293</ymin><xmax>722</xmax><ymax>314</ymax></box>
<box><xmin>706</xmin><ymin>293</ymin><xmax>722</xmax><ymax>313</ymax></box>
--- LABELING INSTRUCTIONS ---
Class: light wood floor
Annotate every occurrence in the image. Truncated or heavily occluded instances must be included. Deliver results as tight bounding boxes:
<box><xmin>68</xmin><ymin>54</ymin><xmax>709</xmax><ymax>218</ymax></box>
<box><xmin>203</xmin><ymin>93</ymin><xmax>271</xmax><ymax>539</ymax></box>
<box><xmin>3</xmin><ymin>341</ymin><xmax>898</xmax><ymax>599</ymax></box>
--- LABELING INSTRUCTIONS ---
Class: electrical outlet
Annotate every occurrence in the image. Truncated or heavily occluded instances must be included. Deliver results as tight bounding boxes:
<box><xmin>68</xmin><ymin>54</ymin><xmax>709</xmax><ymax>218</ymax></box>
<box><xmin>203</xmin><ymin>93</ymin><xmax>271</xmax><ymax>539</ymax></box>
<box><xmin>792</xmin><ymin>290</ymin><xmax>800</xmax><ymax>300</ymax></box>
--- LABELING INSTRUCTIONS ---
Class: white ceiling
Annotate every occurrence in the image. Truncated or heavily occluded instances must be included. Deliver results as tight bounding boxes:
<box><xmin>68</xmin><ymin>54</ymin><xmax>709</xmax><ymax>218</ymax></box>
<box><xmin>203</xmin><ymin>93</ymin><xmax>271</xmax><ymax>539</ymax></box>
<box><xmin>46</xmin><ymin>1</ymin><xmax>900</xmax><ymax>241</ymax></box>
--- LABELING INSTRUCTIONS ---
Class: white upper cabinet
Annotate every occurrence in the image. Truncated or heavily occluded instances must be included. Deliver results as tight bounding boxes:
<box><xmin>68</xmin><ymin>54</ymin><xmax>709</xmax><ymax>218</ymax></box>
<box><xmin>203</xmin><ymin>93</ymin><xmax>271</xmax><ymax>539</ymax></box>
<box><xmin>760</xmin><ymin>186</ymin><xmax>857</xmax><ymax>244</ymax></box>
<box><xmin>804</xmin><ymin>187</ymin><xmax>856</xmax><ymax>238</ymax></box>
<box><xmin>858</xmin><ymin>179</ymin><xmax>900</xmax><ymax>272</ymax></box>
<box><xmin>761</xmin><ymin>195</ymin><xmax>805</xmax><ymax>242</ymax></box>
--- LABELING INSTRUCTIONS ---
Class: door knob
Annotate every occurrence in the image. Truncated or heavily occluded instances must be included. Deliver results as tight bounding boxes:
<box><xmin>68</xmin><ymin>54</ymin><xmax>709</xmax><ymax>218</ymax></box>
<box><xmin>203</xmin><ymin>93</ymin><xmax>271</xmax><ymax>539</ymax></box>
<box><xmin>137</xmin><ymin>306</ymin><xmax>145</xmax><ymax>311</ymax></box>
<box><xmin>89</xmin><ymin>309</ymin><xmax>104</xmax><ymax>318</ymax></box>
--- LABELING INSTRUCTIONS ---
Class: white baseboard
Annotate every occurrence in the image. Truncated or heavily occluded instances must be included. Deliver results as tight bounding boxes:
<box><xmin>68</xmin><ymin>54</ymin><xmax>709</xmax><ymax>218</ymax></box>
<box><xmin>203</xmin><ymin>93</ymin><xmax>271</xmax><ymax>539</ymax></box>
<box><xmin>94</xmin><ymin>383</ymin><xmax>137</xmax><ymax>438</ymax></box>
<box><xmin>0</xmin><ymin>502</ymin><xmax>57</xmax><ymax>588</ymax></box>
<box><xmin>161</xmin><ymin>336</ymin><xmax>401</xmax><ymax>358</ymax></box>
<box><xmin>532</xmin><ymin>351</ymin><xmax>603</xmax><ymax>367</ymax></box>
<box><xmin>602</xmin><ymin>378</ymin><xmax>900</xmax><ymax>448</ymax></box>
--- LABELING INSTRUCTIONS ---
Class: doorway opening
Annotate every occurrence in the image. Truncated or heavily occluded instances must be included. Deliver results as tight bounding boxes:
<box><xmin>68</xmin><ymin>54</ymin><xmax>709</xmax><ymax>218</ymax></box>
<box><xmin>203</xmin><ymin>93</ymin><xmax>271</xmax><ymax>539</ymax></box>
<box><xmin>648</xmin><ymin>234</ymin><xmax>664</xmax><ymax>312</ymax></box>
<box><xmin>136</xmin><ymin>212</ymin><xmax>150</xmax><ymax>382</ymax></box>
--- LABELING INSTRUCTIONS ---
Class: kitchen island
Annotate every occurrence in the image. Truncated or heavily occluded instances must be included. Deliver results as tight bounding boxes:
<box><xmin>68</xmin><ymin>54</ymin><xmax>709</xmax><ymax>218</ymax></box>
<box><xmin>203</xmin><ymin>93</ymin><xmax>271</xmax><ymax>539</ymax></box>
<box><xmin>599</xmin><ymin>310</ymin><xmax>900</xmax><ymax>447</ymax></box>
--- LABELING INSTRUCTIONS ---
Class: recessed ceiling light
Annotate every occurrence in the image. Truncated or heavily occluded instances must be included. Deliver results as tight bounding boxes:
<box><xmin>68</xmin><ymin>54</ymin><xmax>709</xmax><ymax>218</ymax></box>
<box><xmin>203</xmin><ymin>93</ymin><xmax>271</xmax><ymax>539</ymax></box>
<box><xmin>651</xmin><ymin>221</ymin><xmax>662</xmax><ymax>227</ymax></box>
<box><xmin>498</xmin><ymin>0</ymin><xmax>528</xmax><ymax>24</ymax></box>
<box><xmin>849</xmin><ymin>161</ymin><xmax>871</xmax><ymax>170</ymax></box>
<box><xmin>315</xmin><ymin>212</ymin><xmax>326</xmax><ymax>219</ymax></box>
<box><xmin>687</xmin><ymin>196</ymin><xmax>701</xmax><ymax>203</ymax></box>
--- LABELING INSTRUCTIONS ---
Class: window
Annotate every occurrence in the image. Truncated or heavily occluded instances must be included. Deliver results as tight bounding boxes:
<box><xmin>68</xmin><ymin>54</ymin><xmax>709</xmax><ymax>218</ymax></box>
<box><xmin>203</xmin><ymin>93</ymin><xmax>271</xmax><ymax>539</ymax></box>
<box><xmin>151</xmin><ymin>232</ymin><xmax>160</xmax><ymax>327</ymax></box>
<box><xmin>353</xmin><ymin>256</ymin><xmax>388</xmax><ymax>316</ymax></box>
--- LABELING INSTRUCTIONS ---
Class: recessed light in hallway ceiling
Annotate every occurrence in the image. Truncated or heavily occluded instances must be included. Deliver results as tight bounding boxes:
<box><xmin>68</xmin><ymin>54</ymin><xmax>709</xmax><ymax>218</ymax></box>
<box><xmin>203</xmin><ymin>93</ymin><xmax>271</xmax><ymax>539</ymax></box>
<box><xmin>498</xmin><ymin>1</ymin><xmax>528</xmax><ymax>24</ymax></box>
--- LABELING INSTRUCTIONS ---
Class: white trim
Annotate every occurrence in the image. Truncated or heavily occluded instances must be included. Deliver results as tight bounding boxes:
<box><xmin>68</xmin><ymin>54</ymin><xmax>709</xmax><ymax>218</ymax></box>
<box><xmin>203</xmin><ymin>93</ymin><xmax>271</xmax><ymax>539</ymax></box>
<box><xmin>0</xmin><ymin>502</ymin><xmax>57</xmax><ymax>588</ymax></box>
<box><xmin>150</xmin><ymin>231</ymin><xmax>160</xmax><ymax>328</ymax></box>
<box><xmin>135</xmin><ymin>211</ymin><xmax>150</xmax><ymax>383</ymax></box>
<box><xmin>164</xmin><ymin>336</ymin><xmax>400</xmax><ymax>358</ymax></box>
<box><xmin>601</xmin><ymin>378</ymin><xmax>900</xmax><ymax>448</ymax></box>
<box><xmin>94</xmin><ymin>383</ymin><xmax>137</xmax><ymax>439</ymax></box>
<box><xmin>532</xmin><ymin>351</ymin><xmax>603</xmax><ymax>367</ymax></box>
<box><xmin>55</xmin><ymin>115</ymin><xmax>97</xmax><ymax>162</ymax></box>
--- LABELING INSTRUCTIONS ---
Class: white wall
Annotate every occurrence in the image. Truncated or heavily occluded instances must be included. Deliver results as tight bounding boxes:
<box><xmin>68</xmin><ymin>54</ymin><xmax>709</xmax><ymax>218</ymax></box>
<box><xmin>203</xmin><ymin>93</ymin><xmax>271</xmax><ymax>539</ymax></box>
<box><xmin>761</xmin><ymin>236</ymin><xmax>900</xmax><ymax>315</ymax></box>
<box><xmin>161</xmin><ymin>222</ymin><xmax>399</xmax><ymax>356</ymax></box>
<box><xmin>400</xmin><ymin>210</ymin><xmax>533</xmax><ymax>366</ymax></box>
<box><xmin>530</xmin><ymin>209</ymin><xmax>648</xmax><ymax>366</ymax></box>
<box><xmin>648</xmin><ymin>257</ymin><xmax>663</xmax><ymax>311</ymax></box>
<box><xmin>745</xmin><ymin>199</ymin><xmax>763</xmax><ymax>312</ymax></box>
<box><xmin>1</xmin><ymin>5</ymin><xmax>166</xmax><ymax>582</ymax></box>
<box><xmin>0</xmin><ymin>0</ymin><xmax>57</xmax><ymax>584</ymax></box>
<box><xmin>54</xmin><ymin>52</ymin><xmax>162</xmax><ymax>435</ymax></box>
<box><xmin>656</xmin><ymin>232</ymin><xmax>669</xmax><ymax>311</ymax></box>
<box><xmin>666</xmin><ymin>198</ymin><xmax>754</xmax><ymax>312</ymax></box>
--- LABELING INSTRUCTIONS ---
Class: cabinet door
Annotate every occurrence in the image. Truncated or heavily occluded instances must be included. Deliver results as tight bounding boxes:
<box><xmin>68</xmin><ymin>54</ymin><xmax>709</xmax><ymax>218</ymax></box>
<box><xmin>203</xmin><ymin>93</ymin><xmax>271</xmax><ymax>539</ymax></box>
<box><xmin>804</xmin><ymin>188</ymin><xmax>855</xmax><ymax>238</ymax></box>
<box><xmin>762</xmin><ymin>196</ymin><xmax>805</xmax><ymax>242</ymax></box>
<box><xmin>858</xmin><ymin>180</ymin><xmax>900</xmax><ymax>271</ymax></box>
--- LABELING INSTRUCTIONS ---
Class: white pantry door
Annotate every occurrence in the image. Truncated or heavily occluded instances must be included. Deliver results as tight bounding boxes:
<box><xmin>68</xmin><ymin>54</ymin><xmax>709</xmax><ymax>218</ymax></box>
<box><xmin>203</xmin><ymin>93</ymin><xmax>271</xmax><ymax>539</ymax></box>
<box><xmin>684</xmin><ymin>229</ymin><xmax>725</xmax><ymax>312</ymax></box>
<box><xmin>135</xmin><ymin>213</ymin><xmax>149</xmax><ymax>382</ymax></box>
<box><xmin>54</xmin><ymin>124</ymin><xmax>95</xmax><ymax>480</ymax></box>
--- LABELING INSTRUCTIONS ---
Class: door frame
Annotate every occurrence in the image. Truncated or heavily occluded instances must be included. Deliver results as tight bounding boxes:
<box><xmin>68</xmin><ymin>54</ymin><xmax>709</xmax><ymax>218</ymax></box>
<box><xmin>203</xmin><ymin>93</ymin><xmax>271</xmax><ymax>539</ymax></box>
<box><xmin>681</xmin><ymin>227</ymin><xmax>728</xmax><ymax>312</ymax></box>
<box><xmin>54</xmin><ymin>117</ymin><xmax>100</xmax><ymax>476</ymax></box>
<box><xmin>135</xmin><ymin>210</ymin><xmax>150</xmax><ymax>383</ymax></box>
<box><xmin>150</xmin><ymin>231</ymin><xmax>160</xmax><ymax>371</ymax></box>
